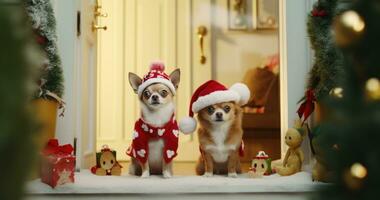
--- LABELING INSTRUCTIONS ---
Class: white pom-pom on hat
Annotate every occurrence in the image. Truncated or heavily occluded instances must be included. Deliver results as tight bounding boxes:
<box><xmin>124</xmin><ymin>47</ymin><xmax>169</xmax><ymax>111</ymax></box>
<box><xmin>179</xmin><ymin>116</ymin><xmax>197</xmax><ymax>134</ymax></box>
<box><xmin>230</xmin><ymin>83</ymin><xmax>250</xmax><ymax>105</ymax></box>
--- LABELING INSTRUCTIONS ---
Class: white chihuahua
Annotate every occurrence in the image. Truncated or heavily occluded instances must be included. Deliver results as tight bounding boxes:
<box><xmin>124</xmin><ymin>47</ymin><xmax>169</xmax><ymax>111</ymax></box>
<box><xmin>126</xmin><ymin>62</ymin><xmax>180</xmax><ymax>178</ymax></box>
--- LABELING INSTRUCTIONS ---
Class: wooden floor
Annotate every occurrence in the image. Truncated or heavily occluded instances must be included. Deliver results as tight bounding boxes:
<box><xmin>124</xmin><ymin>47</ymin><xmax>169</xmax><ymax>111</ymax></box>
<box><xmin>120</xmin><ymin>161</ymin><xmax>251</xmax><ymax>175</ymax></box>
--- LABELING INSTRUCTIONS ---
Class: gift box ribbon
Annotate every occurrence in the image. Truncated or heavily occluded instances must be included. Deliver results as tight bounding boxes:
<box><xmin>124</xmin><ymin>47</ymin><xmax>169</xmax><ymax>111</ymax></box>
<box><xmin>42</xmin><ymin>139</ymin><xmax>74</xmax><ymax>155</ymax></box>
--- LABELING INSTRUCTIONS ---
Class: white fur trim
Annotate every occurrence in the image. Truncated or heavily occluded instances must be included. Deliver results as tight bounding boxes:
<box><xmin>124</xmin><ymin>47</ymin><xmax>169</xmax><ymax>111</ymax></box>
<box><xmin>179</xmin><ymin>117</ymin><xmax>197</xmax><ymax>134</ymax></box>
<box><xmin>192</xmin><ymin>90</ymin><xmax>240</xmax><ymax>113</ymax></box>
<box><xmin>137</xmin><ymin>78</ymin><xmax>176</xmax><ymax>97</ymax></box>
<box><xmin>230</xmin><ymin>83</ymin><xmax>250</xmax><ymax>105</ymax></box>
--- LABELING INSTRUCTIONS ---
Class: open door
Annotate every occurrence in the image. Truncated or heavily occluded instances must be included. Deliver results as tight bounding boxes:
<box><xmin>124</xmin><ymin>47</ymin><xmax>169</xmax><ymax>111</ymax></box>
<box><xmin>76</xmin><ymin>0</ymin><xmax>105</xmax><ymax>169</ymax></box>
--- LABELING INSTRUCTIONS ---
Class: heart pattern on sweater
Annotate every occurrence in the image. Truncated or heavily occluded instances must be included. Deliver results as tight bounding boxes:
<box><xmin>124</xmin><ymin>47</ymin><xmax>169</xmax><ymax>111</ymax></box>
<box><xmin>132</xmin><ymin>130</ymin><xmax>139</xmax><ymax>140</ymax></box>
<box><xmin>172</xmin><ymin>129</ymin><xmax>179</xmax><ymax>137</ymax></box>
<box><xmin>158</xmin><ymin>129</ymin><xmax>165</xmax><ymax>136</ymax></box>
<box><xmin>137</xmin><ymin>149</ymin><xmax>146</xmax><ymax>157</ymax></box>
<box><xmin>141</xmin><ymin>124</ymin><xmax>149</xmax><ymax>132</ymax></box>
<box><xmin>166</xmin><ymin>150</ymin><xmax>175</xmax><ymax>158</ymax></box>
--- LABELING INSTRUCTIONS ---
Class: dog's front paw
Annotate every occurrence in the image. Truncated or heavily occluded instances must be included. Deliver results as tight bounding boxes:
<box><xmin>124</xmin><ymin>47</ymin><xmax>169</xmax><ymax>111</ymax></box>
<box><xmin>228</xmin><ymin>172</ymin><xmax>238</xmax><ymax>178</ymax></box>
<box><xmin>163</xmin><ymin>170</ymin><xmax>172</xmax><ymax>178</ymax></box>
<box><xmin>141</xmin><ymin>171</ymin><xmax>150</xmax><ymax>178</ymax></box>
<box><xmin>203</xmin><ymin>172</ymin><xmax>213</xmax><ymax>177</ymax></box>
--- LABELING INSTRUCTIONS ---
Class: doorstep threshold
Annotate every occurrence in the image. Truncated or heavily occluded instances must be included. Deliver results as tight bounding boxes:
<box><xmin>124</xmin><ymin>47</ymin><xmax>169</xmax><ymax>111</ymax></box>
<box><xmin>27</xmin><ymin>170</ymin><xmax>326</xmax><ymax>194</ymax></box>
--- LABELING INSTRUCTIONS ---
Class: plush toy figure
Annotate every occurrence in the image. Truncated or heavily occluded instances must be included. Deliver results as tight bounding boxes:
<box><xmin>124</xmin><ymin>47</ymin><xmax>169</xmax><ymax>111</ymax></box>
<box><xmin>275</xmin><ymin>120</ymin><xmax>305</xmax><ymax>176</ymax></box>
<box><xmin>91</xmin><ymin>145</ymin><xmax>122</xmax><ymax>176</ymax></box>
<box><xmin>248</xmin><ymin>151</ymin><xmax>272</xmax><ymax>178</ymax></box>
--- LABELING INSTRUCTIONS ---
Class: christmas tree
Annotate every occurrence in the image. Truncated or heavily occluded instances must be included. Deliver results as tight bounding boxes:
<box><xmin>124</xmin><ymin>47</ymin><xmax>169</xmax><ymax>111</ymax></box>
<box><xmin>0</xmin><ymin>1</ymin><xmax>41</xmax><ymax>199</ymax></box>
<box><xmin>25</xmin><ymin>0</ymin><xmax>64</xmax><ymax>99</ymax></box>
<box><xmin>315</xmin><ymin>0</ymin><xmax>380</xmax><ymax>199</ymax></box>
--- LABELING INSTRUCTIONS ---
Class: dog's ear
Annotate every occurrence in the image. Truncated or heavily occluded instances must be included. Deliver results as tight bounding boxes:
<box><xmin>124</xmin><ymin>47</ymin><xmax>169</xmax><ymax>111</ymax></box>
<box><xmin>128</xmin><ymin>72</ymin><xmax>142</xmax><ymax>93</ymax></box>
<box><xmin>170</xmin><ymin>68</ymin><xmax>180</xmax><ymax>89</ymax></box>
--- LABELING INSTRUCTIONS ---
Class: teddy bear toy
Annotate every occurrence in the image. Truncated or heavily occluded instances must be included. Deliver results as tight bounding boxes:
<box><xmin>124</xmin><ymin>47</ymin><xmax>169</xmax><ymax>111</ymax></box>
<box><xmin>275</xmin><ymin>120</ymin><xmax>305</xmax><ymax>176</ymax></box>
<box><xmin>248</xmin><ymin>151</ymin><xmax>273</xmax><ymax>178</ymax></box>
<box><xmin>91</xmin><ymin>145</ymin><xmax>122</xmax><ymax>176</ymax></box>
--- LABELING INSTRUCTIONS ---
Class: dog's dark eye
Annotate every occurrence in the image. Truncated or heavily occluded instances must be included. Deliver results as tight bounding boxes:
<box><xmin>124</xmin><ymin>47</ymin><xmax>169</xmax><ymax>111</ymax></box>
<box><xmin>261</xmin><ymin>164</ymin><xmax>265</xmax><ymax>169</ymax></box>
<box><xmin>207</xmin><ymin>106</ymin><xmax>215</xmax><ymax>114</ymax></box>
<box><xmin>289</xmin><ymin>136</ymin><xmax>292</xmax><ymax>140</ymax></box>
<box><xmin>254</xmin><ymin>163</ymin><xmax>257</xmax><ymax>168</ymax></box>
<box><xmin>143</xmin><ymin>90</ymin><xmax>151</xmax><ymax>99</ymax></box>
<box><xmin>160</xmin><ymin>89</ymin><xmax>168</xmax><ymax>97</ymax></box>
<box><xmin>110</xmin><ymin>160</ymin><xmax>114</xmax><ymax>164</ymax></box>
<box><xmin>103</xmin><ymin>161</ymin><xmax>106</xmax><ymax>165</ymax></box>
<box><xmin>223</xmin><ymin>105</ymin><xmax>231</xmax><ymax>113</ymax></box>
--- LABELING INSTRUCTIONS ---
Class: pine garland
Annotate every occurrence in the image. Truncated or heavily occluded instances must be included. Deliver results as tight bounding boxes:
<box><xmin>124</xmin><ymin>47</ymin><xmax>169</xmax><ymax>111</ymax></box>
<box><xmin>25</xmin><ymin>0</ymin><xmax>64</xmax><ymax>98</ymax></box>
<box><xmin>307</xmin><ymin>0</ymin><xmax>345</xmax><ymax>100</ymax></box>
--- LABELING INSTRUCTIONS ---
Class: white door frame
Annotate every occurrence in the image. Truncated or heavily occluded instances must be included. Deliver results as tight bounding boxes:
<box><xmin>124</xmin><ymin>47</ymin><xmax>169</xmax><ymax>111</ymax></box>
<box><xmin>279</xmin><ymin>0</ymin><xmax>315</xmax><ymax>161</ymax></box>
<box><xmin>279</xmin><ymin>0</ymin><xmax>288</xmax><ymax>160</ymax></box>
<box><xmin>55</xmin><ymin>0</ymin><xmax>315</xmax><ymax>167</ymax></box>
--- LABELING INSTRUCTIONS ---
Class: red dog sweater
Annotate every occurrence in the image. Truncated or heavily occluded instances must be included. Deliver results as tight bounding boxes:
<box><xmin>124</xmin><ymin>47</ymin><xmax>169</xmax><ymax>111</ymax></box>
<box><xmin>126</xmin><ymin>115</ymin><xmax>179</xmax><ymax>164</ymax></box>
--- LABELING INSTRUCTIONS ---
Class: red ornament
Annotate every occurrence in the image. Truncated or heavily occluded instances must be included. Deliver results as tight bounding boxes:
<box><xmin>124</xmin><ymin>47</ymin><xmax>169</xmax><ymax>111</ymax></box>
<box><xmin>36</xmin><ymin>34</ymin><xmax>47</xmax><ymax>45</ymax></box>
<box><xmin>312</xmin><ymin>9</ymin><xmax>327</xmax><ymax>17</ymax></box>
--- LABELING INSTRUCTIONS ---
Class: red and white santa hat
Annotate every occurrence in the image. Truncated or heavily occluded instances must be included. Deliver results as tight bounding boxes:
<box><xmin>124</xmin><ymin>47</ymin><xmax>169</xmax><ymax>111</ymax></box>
<box><xmin>255</xmin><ymin>151</ymin><xmax>269</xmax><ymax>159</ymax></box>
<box><xmin>137</xmin><ymin>61</ymin><xmax>176</xmax><ymax>97</ymax></box>
<box><xmin>179</xmin><ymin>80</ymin><xmax>250</xmax><ymax>134</ymax></box>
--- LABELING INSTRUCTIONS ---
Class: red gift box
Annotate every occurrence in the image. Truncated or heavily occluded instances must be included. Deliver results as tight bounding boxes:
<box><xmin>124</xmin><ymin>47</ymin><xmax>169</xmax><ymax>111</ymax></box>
<box><xmin>40</xmin><ymin>139</ymin><xmax>76</xmax><ymax>188</ymax></box>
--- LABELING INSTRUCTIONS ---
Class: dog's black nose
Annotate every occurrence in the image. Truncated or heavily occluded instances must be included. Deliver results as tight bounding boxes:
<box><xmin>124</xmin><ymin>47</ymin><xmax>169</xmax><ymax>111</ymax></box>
<box><xmin>216</xmin><ymin>112</ymin><xmax>223</xmax><ymax>119</ymax></box>
<box><xmin>151</xmin><ymin>95</ymin><xmax>159</xmax><ymax>101</ymax></box>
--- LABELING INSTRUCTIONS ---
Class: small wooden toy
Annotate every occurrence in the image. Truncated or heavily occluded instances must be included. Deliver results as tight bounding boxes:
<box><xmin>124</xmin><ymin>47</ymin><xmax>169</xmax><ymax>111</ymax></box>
<box><xmin>248</xmin><ymin>151</ymin><xmax>272</xmax><ymax>178</ymax></box>
<box><xmin>91</xmin><ymin>145</ymin><xmax>122</xmax><ymax>176</ymax></box>
<box><xmin>275</xmin><ymin>120</ymin><xmax>305</xmax><ymax>176</ymax></box>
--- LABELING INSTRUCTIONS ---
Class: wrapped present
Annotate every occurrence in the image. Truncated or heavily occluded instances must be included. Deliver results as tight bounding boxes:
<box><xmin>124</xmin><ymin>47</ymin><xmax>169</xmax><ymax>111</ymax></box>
<box><xmin>40</xmin><ymin>139</ymin><xmax>75</xmax><ymax>188</ymax></box>
<box><xmin>91</xmin><ymin>145</ymin><xmax>122</xmax><ymax>176</ymax></box>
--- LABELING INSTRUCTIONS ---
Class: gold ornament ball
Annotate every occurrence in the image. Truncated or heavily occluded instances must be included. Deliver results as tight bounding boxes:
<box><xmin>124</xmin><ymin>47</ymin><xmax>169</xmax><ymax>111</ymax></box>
<box><xmin>343</xmin><ymin>163</ymin><xmax>367</xmax><ymax>190</ymax></box>
<box><xmin>333</xmin><ymin>10</ymin><xmax>365</xmax><ymax>47</ymax></box>
<box><xmin>330</xmin><ymin>87</ymin><xmax>344</xmax><ymax>98</ymax></box>
<box><xmin>365</xmin><ymin>78</ymin><xmax>380</xmax><ymax>100</ymax></box>
<box><xmin>350</xmin><ymin>163</ymin><xmax>367</xmax><ymax>179</ymax></box>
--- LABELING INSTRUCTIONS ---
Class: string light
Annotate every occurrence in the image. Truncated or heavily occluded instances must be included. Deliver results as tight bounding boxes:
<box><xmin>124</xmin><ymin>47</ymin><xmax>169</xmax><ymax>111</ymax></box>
<box><xmin>365</xmin><ymin>78</ymin><xmax>380</xmax><ymax>100</ymax></box>
<box><xmin>350</xmin><ymin>163</ymin><xmax>367</xmax><ymax>179</ymax></box>
<box><xmin>341</xmin><ymin>11</ymin><xmax>365</xmax><ymax>33</ymax></box>
<box><xmin>330</xmin><ymin>87</ymin><xmax>343</xmax><ymax>98</ymax></box>
<box><xmin>333</xmin><ymin>10</ymin><xmax>365</xmax><ymax>47</ymax></box>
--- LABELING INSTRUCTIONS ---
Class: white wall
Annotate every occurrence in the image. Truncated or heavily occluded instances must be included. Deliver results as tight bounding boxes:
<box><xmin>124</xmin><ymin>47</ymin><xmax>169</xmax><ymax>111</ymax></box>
<box><xmin>51</xmin><ymin>0</ymin><xmax>78</xmax><ymax>145</ymax></box>
<box><xmin>285</xmin><ymin>0</ymin><xmax>315</xmax><ymax>164</ymax></box>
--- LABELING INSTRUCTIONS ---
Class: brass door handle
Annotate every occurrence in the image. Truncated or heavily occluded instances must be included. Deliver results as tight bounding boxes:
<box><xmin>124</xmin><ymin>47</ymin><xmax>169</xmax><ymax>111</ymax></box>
<box><xmin>197</xmin><ymin>26</ymin><xmax>207</xmax><ymax>64</ymax></box>
<box><xmin>95</xmin><ymin>12</ymin><xmax>108</xmax><ymax>18</ymax></box>
<box><xmin>92</xmin><ymin>22</ymin><xmax>107</xmax><ymax>31</ymax></box>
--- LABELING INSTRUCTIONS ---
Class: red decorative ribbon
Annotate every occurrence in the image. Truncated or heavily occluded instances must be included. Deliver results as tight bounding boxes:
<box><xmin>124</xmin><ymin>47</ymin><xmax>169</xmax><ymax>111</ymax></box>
<box><xmin>297</xmin><ymin>89</ymin><xmax>316</xmax><ymax>123</ymax></box>
<box><xmin>311</xmin><ymin>9</ymin><xmax>327</xmax><ymax>17</ymax></box>
<box><xmin>42</xmin><ymin>139</ymin><xmax>74</xmax><ymax>155</ymax></box>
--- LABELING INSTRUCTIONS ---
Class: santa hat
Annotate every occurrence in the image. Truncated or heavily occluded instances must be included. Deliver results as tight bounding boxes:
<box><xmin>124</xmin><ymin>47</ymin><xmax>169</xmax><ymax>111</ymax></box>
<box><xmin>137</xmin><ymin>61</ymin><xmax>176</xmax><ymax>97</ymax></box>
<box><xmin>179</xmin><ymin>80</ymin><xmax>250</xmax><ymax>134</ymax></box>
<box><xmin>254</xmin><ymin>151</ymin><xmax>269</xmax><ymax>159</ymax></box>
